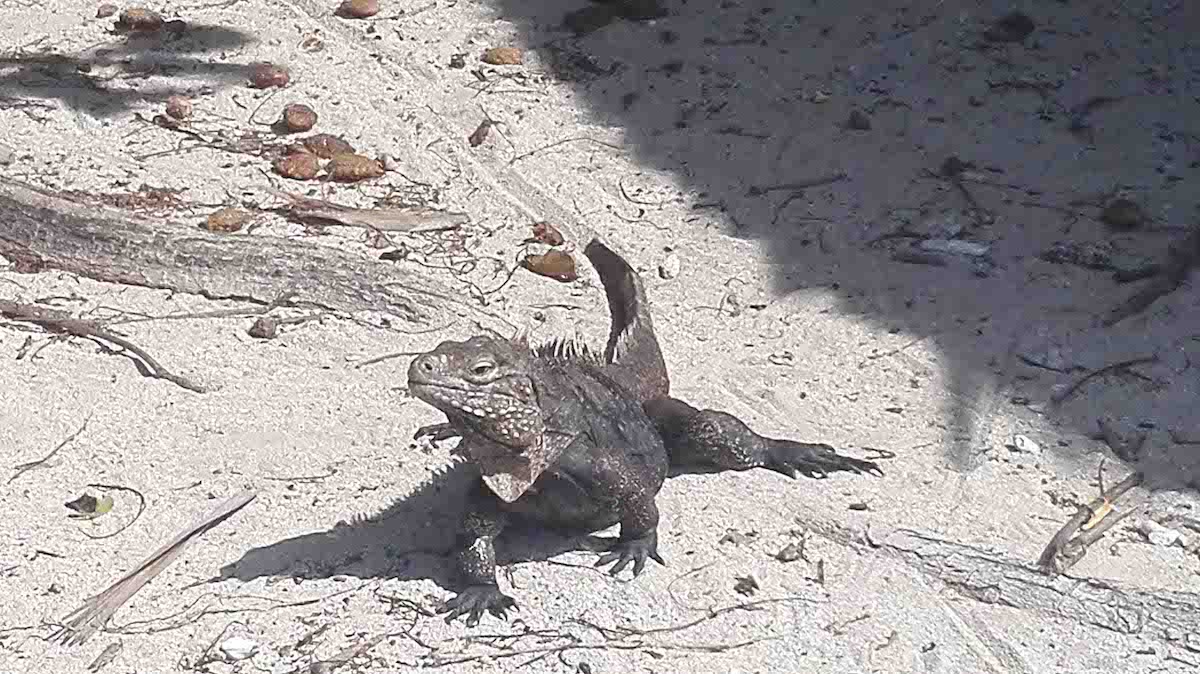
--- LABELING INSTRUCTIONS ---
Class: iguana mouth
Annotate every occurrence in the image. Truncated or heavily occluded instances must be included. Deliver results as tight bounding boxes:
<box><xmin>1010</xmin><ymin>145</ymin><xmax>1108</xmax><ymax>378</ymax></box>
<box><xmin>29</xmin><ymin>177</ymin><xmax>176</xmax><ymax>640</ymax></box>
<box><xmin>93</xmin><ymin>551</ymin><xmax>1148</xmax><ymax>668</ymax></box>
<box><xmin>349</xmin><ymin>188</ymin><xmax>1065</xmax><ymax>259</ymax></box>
<box><xmin>408</xmin><ymin>382</ymin><xmax>524</xmax><ymax>422</ymax></box>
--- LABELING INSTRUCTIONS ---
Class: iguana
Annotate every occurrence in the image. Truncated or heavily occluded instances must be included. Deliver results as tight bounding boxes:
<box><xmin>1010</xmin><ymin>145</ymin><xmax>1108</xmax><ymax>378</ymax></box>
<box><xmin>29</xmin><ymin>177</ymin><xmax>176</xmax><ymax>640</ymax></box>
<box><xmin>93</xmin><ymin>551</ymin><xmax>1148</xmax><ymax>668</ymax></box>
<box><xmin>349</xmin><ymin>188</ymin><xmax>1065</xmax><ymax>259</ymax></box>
<box><xmin>407</xmin><ymin>237</ymin><xmax>885</xmax><ymax>626</ymax></box>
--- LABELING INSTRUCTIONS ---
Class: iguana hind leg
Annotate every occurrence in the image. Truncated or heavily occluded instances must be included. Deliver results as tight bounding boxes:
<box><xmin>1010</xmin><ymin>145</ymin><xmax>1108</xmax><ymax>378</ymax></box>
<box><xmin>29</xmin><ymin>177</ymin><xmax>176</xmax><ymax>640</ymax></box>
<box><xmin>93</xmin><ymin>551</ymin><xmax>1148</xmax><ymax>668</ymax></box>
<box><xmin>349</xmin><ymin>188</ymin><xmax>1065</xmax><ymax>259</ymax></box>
<box><xmin>644</xmin><ymin>397</ymin><xmax>885</xmax><ymax>479</ymax></box>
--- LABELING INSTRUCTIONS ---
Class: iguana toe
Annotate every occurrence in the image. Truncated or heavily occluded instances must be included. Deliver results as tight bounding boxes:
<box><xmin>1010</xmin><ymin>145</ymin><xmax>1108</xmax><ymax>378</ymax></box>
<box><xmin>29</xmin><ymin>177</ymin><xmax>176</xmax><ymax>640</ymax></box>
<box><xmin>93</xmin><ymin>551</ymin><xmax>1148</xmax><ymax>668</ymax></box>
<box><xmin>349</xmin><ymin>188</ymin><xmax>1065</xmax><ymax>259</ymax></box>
<box><xmin>594</xmin><ymin>532</ymin><xmax>665</xmax><ymax>577</ymax></box>
<box><xmin>440</xmin><ymin>585</ymin><xmax>517</xmax><ymax>626</ymax></box>
<box><xmin>767</xmin><ymin>440</ymin><xmax>884</xmax><ymax>479</ymax></box>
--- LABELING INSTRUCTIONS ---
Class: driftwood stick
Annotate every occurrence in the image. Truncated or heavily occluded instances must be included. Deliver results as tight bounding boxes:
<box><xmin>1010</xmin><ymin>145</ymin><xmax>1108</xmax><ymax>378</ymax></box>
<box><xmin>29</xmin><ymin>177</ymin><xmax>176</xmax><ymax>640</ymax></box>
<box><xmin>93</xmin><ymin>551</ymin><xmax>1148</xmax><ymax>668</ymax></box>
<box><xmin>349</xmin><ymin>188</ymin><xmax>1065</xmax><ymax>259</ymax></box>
<box><xmin>0</xmin><ymin>176</ymin><xmax>458</xmax><ymax>325</ymax></box>
<box><xmin>812</xmin><ymin>523</ymin><xmax>1200</xmax><ymax>641</ymax></box>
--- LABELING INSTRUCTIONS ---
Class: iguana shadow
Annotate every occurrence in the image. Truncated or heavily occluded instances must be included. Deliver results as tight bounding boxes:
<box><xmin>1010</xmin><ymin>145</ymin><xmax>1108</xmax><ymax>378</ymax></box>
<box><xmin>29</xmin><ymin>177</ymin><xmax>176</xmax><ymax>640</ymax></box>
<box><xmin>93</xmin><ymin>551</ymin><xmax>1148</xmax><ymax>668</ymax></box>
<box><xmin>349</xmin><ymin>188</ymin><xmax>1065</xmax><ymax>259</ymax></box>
<box><xmin>216</xmin><ymin>454</ymin><xmax>800</xmax><ymax>590</ymax></box>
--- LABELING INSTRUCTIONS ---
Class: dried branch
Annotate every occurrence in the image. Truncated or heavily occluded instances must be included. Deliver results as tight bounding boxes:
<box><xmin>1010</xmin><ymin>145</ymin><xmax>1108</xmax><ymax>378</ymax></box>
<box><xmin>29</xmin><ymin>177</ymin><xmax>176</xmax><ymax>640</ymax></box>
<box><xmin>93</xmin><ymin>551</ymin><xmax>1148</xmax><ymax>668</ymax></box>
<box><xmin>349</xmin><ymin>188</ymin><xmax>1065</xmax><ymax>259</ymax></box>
<box><xmin>0</xmin><ymin>300</ymin><xmax>206</xmax><ymax>393</ymax></box>
<box><xmin>1036</xmin><ymin>470</ymin><xmax>1145</xmax><ymax>575</ymax></box>
<box><xmin>1049</xmin><ymin>356</ymin><xmax>1158</xmax><ymax>406</ymax></box>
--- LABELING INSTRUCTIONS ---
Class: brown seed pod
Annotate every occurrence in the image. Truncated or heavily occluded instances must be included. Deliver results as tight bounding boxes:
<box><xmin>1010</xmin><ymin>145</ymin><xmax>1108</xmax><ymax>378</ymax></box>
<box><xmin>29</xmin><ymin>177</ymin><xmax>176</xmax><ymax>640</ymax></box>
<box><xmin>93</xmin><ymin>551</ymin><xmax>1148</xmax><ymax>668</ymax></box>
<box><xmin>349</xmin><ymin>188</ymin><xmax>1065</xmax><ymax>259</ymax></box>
<box><xmin>274</xmin><ymin>152</ymin><xmax>320</xmax><ymax>180</ymax></box>
<box><xmin>116</xmin><ymin>8</ymin><xmax>164</xmax><ymax>32</ymax></box>
<box><xmin>96</xmin><ymin>4</ymin><xmax>118</xmax><ymax>18</ymax></box>
<box><xmin>302</xmin><ymin>133</ymin><xmax>355</xmax><ymax>159</ymax></box>
<box><xmin>202</xmin><ymin>207</ymin><xmax>253</xmax><ymax>233</ymax></box>
<box><xmin>248</xmin><ymin>62</ymin><xmax>290</xmax><ymax>89</ymax></box>
<box><xmin>165</xmin><ymin>95</ymin><xmax>192</xmax><ymax>120</ymax></box>
<box><xmin>481</xmin><ymin>46</ymin><xmax>523</xmax><ymax>66</ymax></box>
<box><xmin>336</xmin><ymin>0</ymin><xmax>379</xmax><ymax>18</ymax></box>
<box><xmin>527</xmin><ymin>221</ymin><xmax>565</xmax><ymax>246</ymax></box>
<box><xmin>325</xmin><ymin>153</ymin><xmax>385</xmax><ymax>182</ymax></box>
<box><xmin>280</xmin><ymin>103</ymin><xmax>318</xmax><ymax>133</ymax></box>
<box><xmin>521</xmin><ymin>250</ymin><xmax>578</xmax><ymax>282</ymax></box>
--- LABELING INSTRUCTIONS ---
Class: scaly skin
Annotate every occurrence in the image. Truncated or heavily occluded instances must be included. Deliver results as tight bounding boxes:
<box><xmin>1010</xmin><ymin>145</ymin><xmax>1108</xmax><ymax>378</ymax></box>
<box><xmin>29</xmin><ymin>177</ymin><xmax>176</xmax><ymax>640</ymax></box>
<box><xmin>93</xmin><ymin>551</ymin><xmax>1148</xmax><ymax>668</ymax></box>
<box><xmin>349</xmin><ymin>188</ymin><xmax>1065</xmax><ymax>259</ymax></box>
<box><xmin>407</xmin><ymin>238</ymin><xmax>886</xmax><ymax>626</ymax></box>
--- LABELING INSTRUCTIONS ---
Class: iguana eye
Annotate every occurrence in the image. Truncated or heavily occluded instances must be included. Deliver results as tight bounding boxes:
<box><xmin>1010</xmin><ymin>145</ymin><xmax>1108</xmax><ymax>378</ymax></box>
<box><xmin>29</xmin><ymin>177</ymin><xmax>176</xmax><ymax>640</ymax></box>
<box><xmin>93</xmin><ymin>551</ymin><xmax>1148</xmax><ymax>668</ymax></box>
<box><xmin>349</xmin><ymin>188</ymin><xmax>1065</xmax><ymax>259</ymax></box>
<box><xmin>471</xmin><ymin>361</ymin><xmax>495</xmax><ymax>376</ymax></box>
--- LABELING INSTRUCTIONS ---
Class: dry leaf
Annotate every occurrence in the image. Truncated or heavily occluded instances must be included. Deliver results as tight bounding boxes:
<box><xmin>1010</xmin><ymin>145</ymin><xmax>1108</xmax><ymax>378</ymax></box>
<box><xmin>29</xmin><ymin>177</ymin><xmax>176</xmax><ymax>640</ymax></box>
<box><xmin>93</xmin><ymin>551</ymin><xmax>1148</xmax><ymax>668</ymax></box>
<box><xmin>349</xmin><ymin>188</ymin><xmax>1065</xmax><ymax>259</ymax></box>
<box><xmin>270</xmin><ymin>188</ymin><xmax>467</xmax><ymax>232</ymax></box>
<box><xmin>482</xmin><ymin>46</ymin><xmax>523</xmax><ymax>65</ymax></box>
<box><xmin>65</xmin><ymin>492</ymin><xmax>114</xmax><ymax>520</ymax></box>
<box><xmin>522</xmin><ymin>250</ymin><xmax>577</xmax><ymax>282</ymax></box>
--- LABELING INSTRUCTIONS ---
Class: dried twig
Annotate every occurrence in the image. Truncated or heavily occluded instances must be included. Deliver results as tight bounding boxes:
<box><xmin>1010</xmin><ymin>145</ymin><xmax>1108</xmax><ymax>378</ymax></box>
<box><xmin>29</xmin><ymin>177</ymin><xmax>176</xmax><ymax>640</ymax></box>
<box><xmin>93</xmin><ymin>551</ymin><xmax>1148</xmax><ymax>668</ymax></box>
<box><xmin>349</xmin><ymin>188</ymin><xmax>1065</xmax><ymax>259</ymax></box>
<box><xmin>507</xmin><ymin>137</ymin><xmax>623</xmax><ymax>165</ymax></box>
<box><xmin>354</xmin><ymin>350</ymin><xmax>423</xmax><ymax>369</ymax></box>
<box><xmin>1037</xmin><ymin>469</ymin><xmax>1144</xmax><ymax>575</ymax></box>
<box><xmin>423</xmin><ymin>596</ymin><xmax>808</xmax><ymax>667</ymax></box>
<box><xmin>51</xmin><ymin>490</ymin><xmax>256</xmax><ymax>646</ymax></box>
<box><xmin>747</xmin><ymin>172</ymin><xmax>848</xmax><ymax>196</ymax></box>
<box><xmin>9</xmin><ymin>413</ymin><xmax>92</xmax><ymax>484</ymax></box>
<box><xmin>1049</xmin><ymin>356</ymin><xmax>1158</xmax><ymax>405</ymax></box>
<box><xmin>0</xmin><ymin>300</ymin><xmax>205</xmax><ymax>393</ymax></box>
<box><xmin>305</xmin><ymin>632</ymin><xmax>394</xmax><ymax>674</ymax></box>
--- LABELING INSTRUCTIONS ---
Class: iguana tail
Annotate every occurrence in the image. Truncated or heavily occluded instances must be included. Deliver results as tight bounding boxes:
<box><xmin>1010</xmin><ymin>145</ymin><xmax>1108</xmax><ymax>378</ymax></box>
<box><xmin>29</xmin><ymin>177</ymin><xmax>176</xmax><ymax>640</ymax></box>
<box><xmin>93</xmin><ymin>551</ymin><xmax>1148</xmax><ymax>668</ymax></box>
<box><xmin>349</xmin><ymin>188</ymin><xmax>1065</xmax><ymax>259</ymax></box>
<box><xmin>583</xmin><ymin>238</ymin><xmax>670</xmax><ymax>400</ymax></box>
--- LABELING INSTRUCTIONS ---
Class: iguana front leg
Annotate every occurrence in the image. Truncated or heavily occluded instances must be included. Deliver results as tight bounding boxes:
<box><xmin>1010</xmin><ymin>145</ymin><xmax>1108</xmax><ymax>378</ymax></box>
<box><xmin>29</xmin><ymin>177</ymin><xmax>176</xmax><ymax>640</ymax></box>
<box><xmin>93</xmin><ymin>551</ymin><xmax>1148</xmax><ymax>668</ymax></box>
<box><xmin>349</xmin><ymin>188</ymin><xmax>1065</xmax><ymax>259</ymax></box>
<box><xmin>644</xmin><ymin>397</ymin><xmax>887</xmax><ymax>478</ymax></box>
<box><xmin>439</xmin><ymin>482</ymin><xmax>516</xmax><ymax>626</ymax></box>
<box><xmin>562</xmin><ymin>448</ymin><xmax>668</xmax><ymax>577</ymax></box>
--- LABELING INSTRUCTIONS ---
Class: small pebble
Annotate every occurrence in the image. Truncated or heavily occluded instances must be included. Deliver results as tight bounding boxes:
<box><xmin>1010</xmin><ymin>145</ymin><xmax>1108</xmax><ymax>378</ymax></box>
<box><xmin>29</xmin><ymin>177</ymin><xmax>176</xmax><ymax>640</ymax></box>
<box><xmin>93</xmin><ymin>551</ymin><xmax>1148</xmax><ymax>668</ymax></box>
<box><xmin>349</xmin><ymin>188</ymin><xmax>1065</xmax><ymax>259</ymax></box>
<box><xmin>219</xmin><ymin>636</ymin><xmax>259</xmax><ymax>661</ymax></box>
<box><xmin>918</xmin><ymin>238</ymin><xmax>990</xmax><ymax>258</ymax></box>
<box><xmin>1007</xmin><ymin>434</ymin><xmax>1041</xmax><ymax>455</ymax></box>
<box><xmin>775</xmin><ymin>541</ymin><xmax>804</xmax><ymax>562</ymax></box>
<box><xmin>1137</xmin><ymin>519</ymin><xmax>1183</xmax><ymax>548</ymax></box>
<box><xmin>658</xmin><ymin>253</ymin><xmax>680</xmax><ymax>279</ymax></box>
<box><xmin>165</xmin><ymin>95</ymin><xmax>192</xmax><ymax>120</ymax></box>
<box><xmin>1100</xmin><ymin>198</ymin><xmax>1146</xmax><ymax>230</ymax></box>
<box><xmin>845</xmin><ymin>109</ymin><xmax>871</xmax><ymax>130</ymax></box>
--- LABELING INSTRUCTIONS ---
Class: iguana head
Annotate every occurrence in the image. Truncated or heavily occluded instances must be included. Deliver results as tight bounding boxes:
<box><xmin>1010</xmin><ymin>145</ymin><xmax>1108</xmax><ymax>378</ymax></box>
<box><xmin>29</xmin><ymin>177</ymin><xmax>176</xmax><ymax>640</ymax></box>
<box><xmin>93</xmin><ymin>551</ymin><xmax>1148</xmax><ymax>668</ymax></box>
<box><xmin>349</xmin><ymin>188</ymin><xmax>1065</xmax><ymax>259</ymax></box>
<box><xmin>407</xmin><ymin>335</ymin><xmax>545</xmax><ymax>450</ymax></box>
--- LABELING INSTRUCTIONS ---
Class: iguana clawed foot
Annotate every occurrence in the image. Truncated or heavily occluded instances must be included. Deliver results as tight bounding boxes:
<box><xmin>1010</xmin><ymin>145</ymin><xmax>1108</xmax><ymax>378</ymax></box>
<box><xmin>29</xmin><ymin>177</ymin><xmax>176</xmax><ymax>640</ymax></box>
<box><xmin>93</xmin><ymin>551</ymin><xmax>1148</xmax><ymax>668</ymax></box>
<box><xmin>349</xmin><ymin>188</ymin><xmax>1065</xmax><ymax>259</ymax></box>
<box><xmin>440</xmin><ymin>584</ymin><xmax>518</xmax><ymax>626</ymax></box>
<box><xmin>766</xmin><ymin>440</ymin><xmax>886</xmax><ymax>479</ymax></box>
<box><xmin>594</xmin><ymin>531</ymin><xmax>665</xmax><ymax>577</ymax></box>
